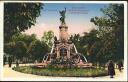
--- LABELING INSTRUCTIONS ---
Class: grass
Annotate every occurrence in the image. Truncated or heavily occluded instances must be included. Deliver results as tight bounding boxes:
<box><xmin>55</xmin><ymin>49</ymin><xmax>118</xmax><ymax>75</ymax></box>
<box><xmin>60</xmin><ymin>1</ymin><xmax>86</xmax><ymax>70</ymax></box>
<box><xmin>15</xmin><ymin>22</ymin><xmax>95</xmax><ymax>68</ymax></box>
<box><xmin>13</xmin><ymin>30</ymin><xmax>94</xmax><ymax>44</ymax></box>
<box><xmin>12</xmin><ymin>66</ymin><xmax>108</xmax><ymax>77</ymax></box>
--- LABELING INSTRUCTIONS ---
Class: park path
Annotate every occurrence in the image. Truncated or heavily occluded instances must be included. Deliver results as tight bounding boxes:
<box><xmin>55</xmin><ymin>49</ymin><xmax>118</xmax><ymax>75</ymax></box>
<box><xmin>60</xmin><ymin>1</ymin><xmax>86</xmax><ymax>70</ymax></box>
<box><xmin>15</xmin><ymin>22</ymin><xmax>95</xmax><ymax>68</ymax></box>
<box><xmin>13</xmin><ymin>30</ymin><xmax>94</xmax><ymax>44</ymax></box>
<box><xmin>2</xmin><ymin>64</ymin><xmax>125</xmax><ymax>81</ymax></box>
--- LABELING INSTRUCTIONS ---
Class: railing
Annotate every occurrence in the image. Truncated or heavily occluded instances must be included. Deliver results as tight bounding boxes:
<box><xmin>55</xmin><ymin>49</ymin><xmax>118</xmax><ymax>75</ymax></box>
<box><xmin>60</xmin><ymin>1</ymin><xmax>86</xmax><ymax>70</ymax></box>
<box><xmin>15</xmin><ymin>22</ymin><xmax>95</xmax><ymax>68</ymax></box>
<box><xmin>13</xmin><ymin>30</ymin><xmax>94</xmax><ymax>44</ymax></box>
<box><xmin>73</xmin><ymin>44</ymin><xmax>87</xmax><ymax>62</ymax></box>
<box><xmin>50</xmin><ymin>44</ymin><xmax>54</xmax><ymax>54</ymax></box>
<box><xmin>81</xmin><ymin>55</ymin><xmax>88</xmax><ymax>62</ymax></box>
<box><xmin>73</xmin><ymin>44</ymin><xmax>78</xmax><ymax>53</ymax></box>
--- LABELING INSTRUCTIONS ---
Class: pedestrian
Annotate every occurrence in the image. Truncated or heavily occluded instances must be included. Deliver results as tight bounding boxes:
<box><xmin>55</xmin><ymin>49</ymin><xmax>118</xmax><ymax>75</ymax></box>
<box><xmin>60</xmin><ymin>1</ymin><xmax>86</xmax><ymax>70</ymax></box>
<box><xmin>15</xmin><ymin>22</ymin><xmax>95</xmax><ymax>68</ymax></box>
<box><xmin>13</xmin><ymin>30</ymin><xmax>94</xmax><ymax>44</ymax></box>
<box><xmin>108</xmin><ymin>60</ymin><xmax>115</xmax><ymax>78</ymax></box>
<box><xmin>117</xmin><ymin>61</ymin><xmax>123</xmax><ymax>72</ymax></box>
<box><xmin>4</xmin><ymin>56</ymin><xmax>7</xmax><ymax>65</ymax></box>
<box><xmin>16</xmin><ymin>60</ymin><xmax>19</xmax><ymax>67</ymax></box>
<box><xmin>8</xmin><ymin>56</ymin><xmax>12</xmax><ymax>67</ymax></box>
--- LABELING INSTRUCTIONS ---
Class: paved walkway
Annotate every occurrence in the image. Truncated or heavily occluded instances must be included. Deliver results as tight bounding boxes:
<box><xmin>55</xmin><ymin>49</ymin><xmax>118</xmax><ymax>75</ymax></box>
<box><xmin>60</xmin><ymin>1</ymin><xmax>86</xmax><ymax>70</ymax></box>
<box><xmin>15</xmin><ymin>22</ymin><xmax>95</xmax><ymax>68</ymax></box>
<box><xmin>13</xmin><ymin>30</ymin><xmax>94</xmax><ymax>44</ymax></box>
<box><xmin>2</xmin><ymin>64</ymin><xmax>126</xmax><ymax>81</ymax></box>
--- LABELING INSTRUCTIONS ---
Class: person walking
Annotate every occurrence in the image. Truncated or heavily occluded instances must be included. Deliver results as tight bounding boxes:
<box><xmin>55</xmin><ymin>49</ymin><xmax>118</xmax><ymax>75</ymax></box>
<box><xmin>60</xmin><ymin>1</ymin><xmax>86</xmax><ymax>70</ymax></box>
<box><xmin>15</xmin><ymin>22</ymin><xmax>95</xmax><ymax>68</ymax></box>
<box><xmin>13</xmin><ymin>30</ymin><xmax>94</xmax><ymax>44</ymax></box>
<box><xmin>117</xmin><ymin>61</ymin><xmax>123</xmax><ymax>72</ymax></box>
<box><xmin>108</xmin><ymin>60</ymin><xmax>115</xmax><ymax>78</ymax></box>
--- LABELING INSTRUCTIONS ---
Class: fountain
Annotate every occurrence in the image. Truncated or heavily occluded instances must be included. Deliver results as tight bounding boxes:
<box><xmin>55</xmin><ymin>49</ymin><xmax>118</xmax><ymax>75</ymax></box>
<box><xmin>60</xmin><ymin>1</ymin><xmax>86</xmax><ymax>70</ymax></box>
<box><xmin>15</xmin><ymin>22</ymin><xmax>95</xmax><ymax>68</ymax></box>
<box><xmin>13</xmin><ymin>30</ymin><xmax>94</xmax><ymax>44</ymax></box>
<box><xmin>36</xmin><ymin>8</ymin><xmax>92</xmax><ymax>68</ymax></box>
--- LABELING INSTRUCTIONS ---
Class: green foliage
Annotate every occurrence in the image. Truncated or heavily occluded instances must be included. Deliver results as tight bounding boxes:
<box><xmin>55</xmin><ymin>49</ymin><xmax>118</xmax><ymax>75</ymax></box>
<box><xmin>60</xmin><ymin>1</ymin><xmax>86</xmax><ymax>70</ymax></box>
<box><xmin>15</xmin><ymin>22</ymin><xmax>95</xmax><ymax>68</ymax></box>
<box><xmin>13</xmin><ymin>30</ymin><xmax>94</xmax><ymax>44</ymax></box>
<box><xmin>69</xmin><ymin>34</ymin><xmax>82</xmax><ymax>52</ymax></box>
<box><xmin>90</xmin><ymin>4</ymin><xmax>124</xmax><ymax>62</ymax></box>
<box><xmin>41</xmin><ymin>30</ymin><xmax>54</xmax><ymax>49</ymax></box>
<box><xmin>13</xmin><ymin>66</ymin><xmax>108</xmax><ymax>77</ymax></box>
<box><xmin>30</xmin><ymin>40</ymin><xmax>49</xmax><ymax>61</ymax></box>
<box><xmin>4</xmin><ymin>3</ymin><xmax>43</xmax><ymax>42</ymax></box>
<box><xmin>4</xmin><ymin>33</ymin><xmax>49</xmax><ymax>63</ymax></box>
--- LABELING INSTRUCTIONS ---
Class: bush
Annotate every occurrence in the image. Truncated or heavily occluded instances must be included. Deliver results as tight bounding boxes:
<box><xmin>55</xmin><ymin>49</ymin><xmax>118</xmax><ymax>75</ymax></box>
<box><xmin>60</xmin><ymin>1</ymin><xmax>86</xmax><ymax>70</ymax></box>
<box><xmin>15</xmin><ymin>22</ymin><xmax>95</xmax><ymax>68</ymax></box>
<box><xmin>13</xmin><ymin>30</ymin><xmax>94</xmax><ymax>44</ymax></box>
<box><xmin>12</xmin><ymin>66</ymin><xmax>108</xmax><ymax>77</ymax></box>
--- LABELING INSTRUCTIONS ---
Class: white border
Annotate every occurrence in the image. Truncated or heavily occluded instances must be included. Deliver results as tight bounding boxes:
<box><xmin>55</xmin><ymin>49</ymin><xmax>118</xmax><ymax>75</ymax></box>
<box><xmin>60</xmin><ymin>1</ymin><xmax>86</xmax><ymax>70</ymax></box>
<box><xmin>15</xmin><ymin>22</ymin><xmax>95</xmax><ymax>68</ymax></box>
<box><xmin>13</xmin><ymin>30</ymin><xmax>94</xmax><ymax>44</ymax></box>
<box><xmin>0</xmin><ymin>2</ymin><xmax>3</xmax><ymax>81</ymax></box>
<box><xmin>0</xmin><ymin>1</ymin><xmax>127</xmax><ymax>81</ymax></box>
<box><xmin>124</xmin><ymin>1</ymin><xmax>127</xmax><ymax>81</ymax></box>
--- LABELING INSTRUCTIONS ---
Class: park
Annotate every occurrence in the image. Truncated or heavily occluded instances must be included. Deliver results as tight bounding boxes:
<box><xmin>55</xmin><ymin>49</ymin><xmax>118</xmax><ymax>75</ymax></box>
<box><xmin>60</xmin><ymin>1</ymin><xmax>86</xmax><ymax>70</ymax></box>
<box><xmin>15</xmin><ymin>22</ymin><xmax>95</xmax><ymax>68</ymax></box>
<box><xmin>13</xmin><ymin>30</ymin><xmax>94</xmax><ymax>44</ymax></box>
<box><xmin>3</xmin><ymin>2</ymin><xmax>125</xmax><ymax>81</ymax></box>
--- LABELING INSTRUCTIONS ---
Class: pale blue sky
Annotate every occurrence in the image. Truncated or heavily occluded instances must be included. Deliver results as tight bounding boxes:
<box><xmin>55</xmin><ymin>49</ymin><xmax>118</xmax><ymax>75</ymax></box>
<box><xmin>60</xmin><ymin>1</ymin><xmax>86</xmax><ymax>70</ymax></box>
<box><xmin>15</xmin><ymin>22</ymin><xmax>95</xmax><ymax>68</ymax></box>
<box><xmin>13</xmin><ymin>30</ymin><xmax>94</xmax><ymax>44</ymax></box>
<box><xmin>25</xmin><ymin>3</ymin><xmax>109</xmax><ymax>39</ymax></box>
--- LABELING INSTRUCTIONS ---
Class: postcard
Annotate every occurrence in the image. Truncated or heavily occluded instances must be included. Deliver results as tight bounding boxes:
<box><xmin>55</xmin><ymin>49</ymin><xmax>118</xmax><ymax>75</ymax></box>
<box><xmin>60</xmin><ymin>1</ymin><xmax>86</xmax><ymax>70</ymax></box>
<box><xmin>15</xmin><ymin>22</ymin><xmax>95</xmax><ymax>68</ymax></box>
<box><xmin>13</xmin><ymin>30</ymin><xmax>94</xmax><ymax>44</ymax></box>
<box><xmin>0</xmin><ymin>1</ymin><xmax>127</xmax><ymax>81</ymax></box>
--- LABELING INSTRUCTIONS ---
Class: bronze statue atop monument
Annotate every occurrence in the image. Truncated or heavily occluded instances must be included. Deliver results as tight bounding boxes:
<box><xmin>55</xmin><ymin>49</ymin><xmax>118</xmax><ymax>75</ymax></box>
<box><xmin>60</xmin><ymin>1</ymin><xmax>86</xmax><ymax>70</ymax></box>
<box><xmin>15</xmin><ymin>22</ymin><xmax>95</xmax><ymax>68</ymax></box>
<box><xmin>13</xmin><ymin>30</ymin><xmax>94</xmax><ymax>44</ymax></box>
<box><xmin>59</xmin><ymin>8</ymin><xmax>66</xmax><ymax>25</ymax></box>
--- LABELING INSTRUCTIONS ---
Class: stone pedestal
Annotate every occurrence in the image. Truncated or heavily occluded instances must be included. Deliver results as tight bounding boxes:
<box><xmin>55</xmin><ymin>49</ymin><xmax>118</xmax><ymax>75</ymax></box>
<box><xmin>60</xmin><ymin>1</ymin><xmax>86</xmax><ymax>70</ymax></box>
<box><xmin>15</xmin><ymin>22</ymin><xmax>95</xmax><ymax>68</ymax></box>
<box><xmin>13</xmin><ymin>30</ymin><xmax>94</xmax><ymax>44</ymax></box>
<box><xmin>59</xmin><ymin>24</ymin><xmax>69</xmax><ymax>42</ymax></box>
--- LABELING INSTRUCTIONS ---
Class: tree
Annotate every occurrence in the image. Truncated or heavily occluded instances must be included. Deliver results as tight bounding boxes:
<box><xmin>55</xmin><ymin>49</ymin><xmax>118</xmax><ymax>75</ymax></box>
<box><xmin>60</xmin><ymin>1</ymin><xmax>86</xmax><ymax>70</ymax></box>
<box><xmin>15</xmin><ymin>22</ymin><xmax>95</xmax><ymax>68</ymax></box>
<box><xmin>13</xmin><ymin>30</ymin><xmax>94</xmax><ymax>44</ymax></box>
<box><xmin>4</xmin><ymin>40</ymin><xmax>27</xmax><ymax>63</ymax></box>
<box><xmin>4</xmin><ymin>33</ymin><xmax>49</xmax><ymax>63</ymax></box>
<box><xmin>4</xmin><ymin>34</ymin><xmax>36</xmax><ymax>62</ymax></box>
<box><xmin>29</xmin><ymin>40</ymin><xmax>49</xmax><ymax>62</ymax></box>
<box><xmin>78</xmin><ymin>29</ymin><xmax>101</xmax><ymax>63</ymax></box>
<box><xmin>69</xmin><ymin>34</ymin><xmax>84</xmax><ymax>53</ymax></box>
<box><xmin>90</xmin><ymin>4</ymin><xmax>124</xmax><ymax>63</ymax></box>
<box><xmin>41</xmin><ymin>30</ymin><xmax>54</xmax><ymax>49</ymax></box>
<box><xmin>4</xmin><ymin>3</ymin><xmax>43</xmax><ymax>42</ymax></box>
<box><xmin>13</xmin><ymin>41</ymin><xmax>27</xmax><ymax>61</ymax></box>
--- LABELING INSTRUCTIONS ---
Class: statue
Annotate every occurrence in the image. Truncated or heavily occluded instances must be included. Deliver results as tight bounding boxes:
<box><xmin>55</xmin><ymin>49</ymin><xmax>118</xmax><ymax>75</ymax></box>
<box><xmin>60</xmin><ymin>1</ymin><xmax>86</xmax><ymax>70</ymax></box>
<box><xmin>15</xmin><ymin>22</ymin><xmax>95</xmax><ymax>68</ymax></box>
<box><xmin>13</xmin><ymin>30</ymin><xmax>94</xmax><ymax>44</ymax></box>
<box><xmin>59</xmin><ymin>8</ymin><xmax>66</xmax><ymax>25</ymax></box>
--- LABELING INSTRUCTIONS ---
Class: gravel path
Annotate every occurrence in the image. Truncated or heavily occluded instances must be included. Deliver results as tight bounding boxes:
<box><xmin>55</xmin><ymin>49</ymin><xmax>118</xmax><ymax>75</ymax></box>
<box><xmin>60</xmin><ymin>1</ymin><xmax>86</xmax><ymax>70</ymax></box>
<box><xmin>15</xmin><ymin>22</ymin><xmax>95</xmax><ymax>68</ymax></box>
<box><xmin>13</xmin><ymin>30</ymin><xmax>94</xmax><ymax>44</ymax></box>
<box><xmin>2</xmin><ymin>64</ymin><xmax>125</xmax><ymax>81</ymax></box>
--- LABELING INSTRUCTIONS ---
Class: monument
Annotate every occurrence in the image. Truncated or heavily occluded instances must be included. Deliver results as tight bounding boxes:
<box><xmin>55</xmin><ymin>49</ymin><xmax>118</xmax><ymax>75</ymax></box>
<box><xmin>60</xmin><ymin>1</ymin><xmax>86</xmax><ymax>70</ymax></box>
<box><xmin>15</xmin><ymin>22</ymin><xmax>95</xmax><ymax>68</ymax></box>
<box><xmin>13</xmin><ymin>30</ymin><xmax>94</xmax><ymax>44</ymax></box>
<box><xmin>37</xmin><ymin>8</ymin><xmax>92</xmax><ymax>68</ymax></box>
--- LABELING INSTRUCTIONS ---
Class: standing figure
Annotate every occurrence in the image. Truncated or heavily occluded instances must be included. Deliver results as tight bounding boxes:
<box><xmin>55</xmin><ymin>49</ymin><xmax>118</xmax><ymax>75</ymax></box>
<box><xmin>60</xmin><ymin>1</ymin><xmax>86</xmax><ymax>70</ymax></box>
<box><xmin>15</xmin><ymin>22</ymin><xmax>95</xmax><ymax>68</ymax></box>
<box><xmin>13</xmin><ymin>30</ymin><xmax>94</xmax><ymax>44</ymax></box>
<box><xmin>108</xmin><ymin>60</ymin><xmax>115</xmax><ymax>78</ymax></box>
<box><xmin>117</xmin><ymin>61</ymin><xmax>123</xmax><ymax>72</ymax></box>
<box><xmin>16</xmin><ymin>59</ymin><xmax>19</xmax><ymax>67</ymax></box>
<box><xmin>4</xmin><ymin>56</ymin><xmax>7</xmax><ymax>65</ymax></box>
<box><xmin>8</xmin><ymin>56</ymin><xmax>12</xmax><ymax>67</ymax></box>
<box><xmin>59</xmin><ymin>8</ymin><xmax>66</xmax><ymax>25</ymax></box>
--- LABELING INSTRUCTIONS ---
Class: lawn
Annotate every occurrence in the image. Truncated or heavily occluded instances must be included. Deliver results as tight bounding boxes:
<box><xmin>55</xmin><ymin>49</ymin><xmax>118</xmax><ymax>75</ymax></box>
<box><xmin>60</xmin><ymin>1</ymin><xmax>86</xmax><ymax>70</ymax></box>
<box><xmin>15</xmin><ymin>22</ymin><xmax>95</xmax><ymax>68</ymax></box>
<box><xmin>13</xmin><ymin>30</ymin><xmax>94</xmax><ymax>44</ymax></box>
<box><xmin>12</xmin><ymin>66</ymin><xmax>108</xmax><ymax>77</ymax></box>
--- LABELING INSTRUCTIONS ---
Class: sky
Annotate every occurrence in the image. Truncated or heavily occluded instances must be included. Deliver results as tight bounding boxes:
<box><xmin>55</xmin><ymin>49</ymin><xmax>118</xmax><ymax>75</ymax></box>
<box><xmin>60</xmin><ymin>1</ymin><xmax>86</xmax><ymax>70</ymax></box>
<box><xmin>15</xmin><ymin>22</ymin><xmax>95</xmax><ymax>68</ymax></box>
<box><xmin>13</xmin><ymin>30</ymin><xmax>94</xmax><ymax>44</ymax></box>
<box><xmin>24</xmin><ymin>3</ymin><xmax>109</xmax><ymax>39</ymax></box>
